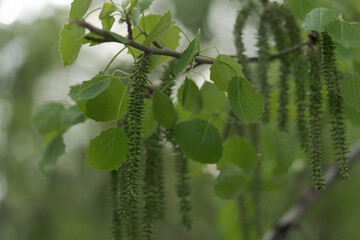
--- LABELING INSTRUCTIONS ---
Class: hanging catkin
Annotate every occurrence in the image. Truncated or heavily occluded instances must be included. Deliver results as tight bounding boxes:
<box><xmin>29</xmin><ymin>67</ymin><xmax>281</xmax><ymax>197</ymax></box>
<box><xmin>283</xmin><ymin>6</ymin><xmax>309</xmax><ymax>150</ymax></box>
<box><xmin>161</xmin><ymin>60</ymin><xmax>192</xmax><ymax>230</ymax></box>
<box><xmin>307</xmin><ymin>41</ymin><xmax>325</xmax><ymax>190</ymax></box>
<box><xmin>321</xmin><ymin>32</ymin><xmax>349</xmax><ymax>180</ymax></box>
<box><xmin>125</xmin><ymin>53</ymin><xmax>151</xmax><ymax>239</ymax></box>
<box><xmin>142</xmin><ymin>127</ymin><xmax>163</xmax><ymax>240</ymax></box>
<box><xmin>256</xmin><ymin>7</ymin><xmax>271</xmax><ymax>123</ymax></box>
<box><xmin>268</xmin><ymin>4</ymin><xmax>291</xmax><ymax>131</ymax></box>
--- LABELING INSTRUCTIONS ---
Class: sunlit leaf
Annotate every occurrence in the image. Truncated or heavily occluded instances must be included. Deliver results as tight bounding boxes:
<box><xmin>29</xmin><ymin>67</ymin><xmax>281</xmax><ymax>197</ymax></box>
<box><xmin>59</xmin><ymin>23</ymin><xmax>84</xmax><ymax>66</ymax></box>
<box><xmin>69</xmin><ymin>0</ymin><xmax>92</xmax><ymax>19</ymax></box>
<box><xmin>143</xmin><ymin>10</ymin><xmax>172</xmax><ymax>45</ymax></box>
<box><xmin>210</xmin><ymin>54</ymin><xmax>244</xmax><ymax>91</ymax></box>
<box><xmin>99</xmin><ymin>2</ymin><xmax>116</xmax><ymax>19</ymax></box>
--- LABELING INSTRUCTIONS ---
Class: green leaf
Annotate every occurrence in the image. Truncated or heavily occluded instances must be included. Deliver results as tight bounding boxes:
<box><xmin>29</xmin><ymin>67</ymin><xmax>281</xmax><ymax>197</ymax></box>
<box><xmin>86</xmin><ymin>127</ymin><xmax>129</xmax><ymax>170</ymax></box>
<box><xmin>129</xmin><ymin>0</ymin><xmax>138</xmax><ymax>11</ymax></box>
<box><xmin>81</xmin><ymin>32</ymin><xmax>105</xmax><ymax>46</ymax></box>
<box><xmin>99</xmin><ymin>2</ymin><xmax>116</xmax><ymax>19</ymax></box>
<box><xmin>340</xmin><ymin>74</ymin><xmax>360</xmax><ymax>112</ymax></box>
<box><xmin>214</xmin><ymin>163</ymin><xmax>246</xmax><ymax>199</ymax></box>
<box><xmin>60</xmin><ymin>106</ymin><xmax>85</xmax><ymax>126</ymax></box>
<box><xmin>59</xmin><ymin>23</ymin><xmax>84</xmax><ymax>66</ymax></box>
<box><xmin>142</xmin><ymin>99</ymin><xmax>158</xmax><ymax>137</ymax></box>
<box><xmin>69</xmin><ymin>0</ymin><xmax>92</xmax><ymax>19</ymax></box>
<box><xmin>129</xmin><ymin>7</ymin><xmax>141</xmax><ymax>27</ymax></box>
<box><xmin>77</xmin><ymin>75</ymin><xmax>128</xmax><ymax>122</ymax></box>
<box><xmin>101</xmin><ymin>16</ymin><xmax>115</xmax><ymax>30</ymax></box>
<box><xmin>39</xmin><ymin>135</ymin><xmax>65</xmax><ymax>175</ymax></box>
<box><xmin>227</xmin><ymin>76</ymin><xmax>264</xmax><ymax>123</ymax></box>
<box><xmin>177</xmin><ymin>78</ymin><xmax>203</xmax><ymax>114</ymax></box>
<box><xmin>345</xmin><ymin>103</ymin><xmax>360</xmax><ymax>125</ymax></box>
<box><xmin>69</xmin><ymin>84</ymin><xmax>81</xmax><ymax>101</ymax></box>
<box><xmin>286</xmin><ymin>0</ymin><xmax>314</xmax><ymax>20</ymax></box>
<box><xmin>32</xmin><ymin>102</ymin><xmax>66</xmax><ymax>135</ymax></box>
<box><xmin>128</xmin><ymin>15</ymin><xmax>180</xmax><ymax>67</ymax></box>
<box><xmin>139</xmin><ymin>0</ymin><xmax>153</xmax><ymax>13</ymax></box>
<box><xmin>200</xmin><ymin>81</ymin><xmax>226</xmax><ymax>113</ymax></box>
<box><xmin>77</xmin><ymin>78</ymin><xmax>110</xmax><ymax>100</ymax></box>
<box><xmin>152</xmin><ymin>89</ymin><xmax>175</xmax><ymax>128</ymax></box>
<box><xmin>328</xmin><ymin>19</ymin><xmax>360</xmax><ymax>48</ymax></box>
<box><xmin>302</xmin><ymin>7</ymin><xmax>334</xmax><ymax>32</ymax></box>
<box><xmin>143</xmin><ymin>10</ymin><xmax>172</xmax><ymax>45</ymax></box>
<box><xmin>173</xmin><ymin>29</ymin><xmax>201</xmax><ymax>75</ymax></box>
<box><xmin>218</xmin><ymin>137</ymin><xmax>258</xmax><ymax>174</ymax></box>
<box><xmin>210</xmin><ymin>54</ymin><xmax>245</xmax><ymax>91</ymax></box>
<box><xmin>174</xmin><ymin>118</ymin><xmax>223</xmax><ymax>163</ymax></box>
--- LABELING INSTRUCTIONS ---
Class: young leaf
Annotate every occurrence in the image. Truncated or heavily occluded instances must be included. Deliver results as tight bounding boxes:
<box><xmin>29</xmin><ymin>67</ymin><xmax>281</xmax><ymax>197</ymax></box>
<box><xmin>86</xmin><ymin>127</ymin><xmax>129</xmax><ymax>170</ymax></box>
<box><xmin>227</xmin><ymin>76</ymin><xmax>264</xmax><ymax>123</ymax></box>
<box><xmin>39</xmin><ymin>135</ymin><xmax>65</xmax><ymax>175</ymax></box>
<box><xmin>139</xmin><ymin>0</ymin><xmax>154</xmax><ymax>13</ymax></box>
<box><xmin>302</xmin><ymin>7</ymin><xmax>334</xmax><ymax>32</ymax></box>
<box><xmin>210</xmin><ymin>54</ymin><xmax>245</xmax><ymax>91</ymax></box>
<box><xmin>218</xmin><ymin>137</ymin><xmax>258</xmax><ymax>174</ymax></box>
<box><xmin>174</xmin><ymin>118</ymin><xmax>223</xmax><ymax>163</ymax></box>
<box><xmin>177</xmin><ymin>78</ymin><xmax>203</xmax><ymax>114</ymax></box>
<box><xmin>32</xmin><ymin>102</ymin><xmax>66</xmax><ymax>135</ymax></box>
<box><xmin>152</xmin><ymin>89</ymin><xmax>175</xmax><ymax>128</ymax></box>
<box><xmin>143</xmin><ymin>10</ymin><xmax>172</xmax><ymax>45</ymax></box>
<box><xmin>99</xmin><ymin>2</ymin><xmax>116</xmax><ymax>19</ymax></box>
<box><xmin>104</xmin><ymin>30</ymin><xmax>129</xmax><ymax>44</ymax></box>
<box><xmin>77</xmin><ymin>76</ymin><xmax>128</xmax><ymax>122</ymax></box>
<box><xmin>340</xmin><ymin>74</ymin><xmax>360</xmax><ymax>112</ymax></box>
<box><xmin>328</xmin><ymin>19</ymin><xmax>360</xmax><ymax>48</ymax></box>
<box><xmin>59</xmin><ymin>23</ymin><xmax>84</xmax><ymax>66</ymax></box>
<box><xmin>214</xmin><ymin>163</ymin><xmax>246</xmax><ymax>199</ymax></box>
<box><xmin>77</xmin><ymin>78</ymin><xmax>110</xmax><ymax>100</ymax></box>
<box><xmin>60</xmin><ymin>106</ymin><xmax>85</xmax><ymax>126</ymax></box>
<box><xmin>200</xmin><ymin>81</ymin><xmax>226</xmax><ymax>113</ymax></box>
<box><xmin>101</xmin><ymin>16</ymin><xmax>115</xmax><ymax>30</ymax></box>
<box><xmin>173</xmin><ymin>29</ymin><xmax>201</xmax><ymax>75</ymax></box>
<box><xmin>69</xmin><ymin>0</ymin><xmax>92</xmax><ymax>19</ymax></box>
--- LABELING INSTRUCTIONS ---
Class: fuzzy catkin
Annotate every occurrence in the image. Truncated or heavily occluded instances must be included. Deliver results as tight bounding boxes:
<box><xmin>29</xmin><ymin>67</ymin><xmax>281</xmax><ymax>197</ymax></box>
<box><xmin>307</xmin><ymin>43</ymin><xmax>325</xmax><ymax>190</ymax></box>
<box><xmin>142</xmin><ymin>128</ymin><xmax>163</xmax><ymax>240</ymax></box>
<box><xmin>125</xmin><ymin>53</ymin><xmax>151</xmax><ymax>240</ymax></box>
<box><xmin>283</xmin><ymin>7</ymin><xmax>309</xmax><ymax>150</ymax></box>
<box><xmin>256</xmin><ymin>8</ymin><xmax>271</xmax><ymax>123</ymax></box>
<box><xmin>268</xmin><ymin>4</ymin><xmax>291</xmax><ymax>131</ymax></box>
<box><xmin>160</xmin><ymin>60</ymin><xmax>192</xmax><ymax>230</ymax></box>
<box><xmin>321</xmin><ymin>32</ymin><xmax>349</xmax><ymax>180</ymax></box>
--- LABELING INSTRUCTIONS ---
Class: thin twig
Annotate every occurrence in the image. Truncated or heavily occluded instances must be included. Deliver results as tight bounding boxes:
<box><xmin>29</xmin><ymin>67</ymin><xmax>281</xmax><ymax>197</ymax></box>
<box><xmin>73</xmin><ymin>20</ymin><xmax>308</xmax><ymax>65</ymax></box>
<box><xmin>261</xmin><ymin>140</ymin><xmax>360</xmax><ymax>240</ymax></box>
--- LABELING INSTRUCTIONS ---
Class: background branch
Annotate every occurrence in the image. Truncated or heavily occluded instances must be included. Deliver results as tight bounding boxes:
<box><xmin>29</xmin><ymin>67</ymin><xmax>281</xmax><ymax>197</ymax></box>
<box><xmin>261</xmin><ymin>140</ymin><xmax>360</xmax><ymax>240</ymax></box>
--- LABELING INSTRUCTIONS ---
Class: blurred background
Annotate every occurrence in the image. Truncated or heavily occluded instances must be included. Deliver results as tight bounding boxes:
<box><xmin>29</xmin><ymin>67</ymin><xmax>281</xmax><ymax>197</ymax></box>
<box><xmin>1</xmin><ymin>0</ymin><xmax>360</xmax><ymax>239</ymax></box>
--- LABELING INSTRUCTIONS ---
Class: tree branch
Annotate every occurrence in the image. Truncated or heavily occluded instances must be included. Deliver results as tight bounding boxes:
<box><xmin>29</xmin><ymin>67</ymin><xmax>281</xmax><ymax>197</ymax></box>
<box><xmin>261</xmin><ymin>140</ymin><xmax>360</xmax><ymax>240</ymax></box>
<box><xmin>73</xmin><ymin>20</ymin><xmax>308</xmax><ymax>65</ymax></box>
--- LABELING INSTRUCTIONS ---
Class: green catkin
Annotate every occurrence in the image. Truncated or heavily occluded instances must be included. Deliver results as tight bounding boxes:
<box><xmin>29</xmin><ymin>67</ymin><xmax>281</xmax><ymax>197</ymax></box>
<box><xmin>111</xmin><ymin>170</ymin><xmax>122</xmax><ymax>240</ymax></box>
<box><xmin>160</xmin><ymin>60</ymin><xmax>192</xmax><ymax>230</ymax></box>
<box><xmin>283</xmin><ymin>7</ymin><xmax>309</xmax><ymax>150</ymax></box>
<box><xmin>125</xmin><ymin>53</ymin><xmax>151</xmax><ymax>240</ymax></box>
<box><xmin>320</xmin><ymin>32</ymin><xmax>349</xmax><ymax>180</ymax></box>
<box><xmin>234</xmin><ymin>3</ymin><xmax>254</xmax><ymax>79</ymax></box>
<box><xmin>268</xmin><ymin>4</ymin><xmax>291</xmax><ymax>131</ymax></box>
<box><xmin>142</xmin><ymin>128</ymin><xmax>163</xmax><ymax>240</ymax></box>
<box><xmin>307</xmin><ymin>42</ymin><xmax>325</xmax><ymax>190</ymax></box>
<box><xmin>256</xmin><ymin>8</ymin><xmax>271</xmax><ymax>123</ymax></box>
